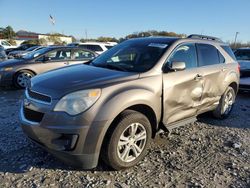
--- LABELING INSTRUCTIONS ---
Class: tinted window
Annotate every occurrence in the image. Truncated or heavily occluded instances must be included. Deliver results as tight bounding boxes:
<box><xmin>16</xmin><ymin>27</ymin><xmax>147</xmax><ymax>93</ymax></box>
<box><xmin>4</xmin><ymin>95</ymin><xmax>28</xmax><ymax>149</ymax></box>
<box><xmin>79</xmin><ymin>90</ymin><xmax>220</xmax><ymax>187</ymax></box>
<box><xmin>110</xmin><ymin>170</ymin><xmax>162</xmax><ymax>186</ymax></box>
<box><xmin>234</xmin><ymin>49</ymin><xmax>250</xmax><ymax>61</ymax></box>
<box><xmin>218</xmin><ymin>51</ymin><xmax>225</xmax><ymax>63</ymax></box>
<box><xmin>45</xmin><ymin>49</ymin><xmax>71</xmax><ymax>61</ymax></box>
<box><xmin>197</xmin><ymin>44</ymin><xmax>220</xmax><ymax>66</ymax></box>
<box><xmin>72</xmin><ymin>49</ymin><xmax>95</xmax><ymax>60</ymax></box>
<box><xmin>222</xmin><ymin>46</ymin><xmax>237</xmax><ymax>60</ymax></box>
<box><xmin>105</xmin><ymin>45</ymin><xmax>113</xmax><ymax>50</ymax></box>
<box><xmin>79</xmin><ymin>45</ymin><xmax>103</xmax><ymax>52</ymax></box>
<box><xmin>168</xmin><ymin>43</ymin><xmax>197</xmax><ymax>69</ymax></box>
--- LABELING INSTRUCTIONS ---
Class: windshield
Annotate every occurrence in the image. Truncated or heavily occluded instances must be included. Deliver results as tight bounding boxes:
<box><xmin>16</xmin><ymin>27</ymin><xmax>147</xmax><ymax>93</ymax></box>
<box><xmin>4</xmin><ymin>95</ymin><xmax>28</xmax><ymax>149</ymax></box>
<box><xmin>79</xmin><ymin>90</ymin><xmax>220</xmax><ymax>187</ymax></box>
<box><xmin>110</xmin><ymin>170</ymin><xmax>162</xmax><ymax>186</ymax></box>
<box><xmin>91</xmin><ymin>40</ymin><xmax>169</xmax><ymax>72</ymax></box>
<box><xmin>22</xmin><ymin>47</ymin><xmax>50</xmax><ymax>59</ymax></box>
<box><xmin>235</xmin><ymin>50</ymin><xmax>250</xmax><ymax>61</ymax></box>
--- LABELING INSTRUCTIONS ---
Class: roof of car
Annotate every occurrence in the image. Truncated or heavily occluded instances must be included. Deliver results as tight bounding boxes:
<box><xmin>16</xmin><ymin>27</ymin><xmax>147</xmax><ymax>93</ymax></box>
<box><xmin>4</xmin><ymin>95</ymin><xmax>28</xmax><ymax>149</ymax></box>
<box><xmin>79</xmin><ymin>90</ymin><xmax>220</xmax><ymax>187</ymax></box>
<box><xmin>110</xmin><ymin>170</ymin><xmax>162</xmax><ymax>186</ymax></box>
<box><xmin>127</xmin><ymin>37</ymin><xmax>180</xmax><ymax>44</ymax></box>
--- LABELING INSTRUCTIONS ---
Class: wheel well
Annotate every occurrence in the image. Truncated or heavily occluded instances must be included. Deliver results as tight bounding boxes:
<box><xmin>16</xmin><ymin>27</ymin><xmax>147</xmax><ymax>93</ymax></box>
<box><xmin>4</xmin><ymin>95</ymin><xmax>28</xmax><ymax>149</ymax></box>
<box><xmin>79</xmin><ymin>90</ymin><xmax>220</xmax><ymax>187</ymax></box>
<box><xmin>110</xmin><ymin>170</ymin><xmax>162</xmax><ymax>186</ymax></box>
<box><xmin>127</xmin><ymin>104</ymin><xmax>158</xmax><ymax>138</ymax></box>
<box><xmin>229</xmin><ymin>82</ymin><xmax>238</xmax><ymax>94</ymax></box>
<box><xmin>13</xmin><ymin>69</ymin><xmax>36</xmax><ymax>80</ymax></box>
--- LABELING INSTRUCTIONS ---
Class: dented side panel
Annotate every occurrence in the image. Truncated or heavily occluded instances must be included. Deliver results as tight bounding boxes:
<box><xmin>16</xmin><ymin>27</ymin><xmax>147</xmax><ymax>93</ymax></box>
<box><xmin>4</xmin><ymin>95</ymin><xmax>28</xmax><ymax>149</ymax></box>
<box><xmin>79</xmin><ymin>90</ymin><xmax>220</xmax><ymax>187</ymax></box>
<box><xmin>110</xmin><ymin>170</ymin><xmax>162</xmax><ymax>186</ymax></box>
<box><xmin>162</xmin><ymin>68</ymin><xmax>204</xmax><ymax>125</ymax></box>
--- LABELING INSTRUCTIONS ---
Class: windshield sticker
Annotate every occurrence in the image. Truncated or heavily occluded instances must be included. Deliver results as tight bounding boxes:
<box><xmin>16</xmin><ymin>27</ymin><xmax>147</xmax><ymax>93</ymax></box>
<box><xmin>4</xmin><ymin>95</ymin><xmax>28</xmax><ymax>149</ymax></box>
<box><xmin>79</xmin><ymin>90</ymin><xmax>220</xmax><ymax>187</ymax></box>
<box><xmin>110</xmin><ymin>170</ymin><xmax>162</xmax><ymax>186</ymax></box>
<box><xmin>148</xmin><ymin>43</ymin><xmax>168</xmax><ymax>48</ymax></box>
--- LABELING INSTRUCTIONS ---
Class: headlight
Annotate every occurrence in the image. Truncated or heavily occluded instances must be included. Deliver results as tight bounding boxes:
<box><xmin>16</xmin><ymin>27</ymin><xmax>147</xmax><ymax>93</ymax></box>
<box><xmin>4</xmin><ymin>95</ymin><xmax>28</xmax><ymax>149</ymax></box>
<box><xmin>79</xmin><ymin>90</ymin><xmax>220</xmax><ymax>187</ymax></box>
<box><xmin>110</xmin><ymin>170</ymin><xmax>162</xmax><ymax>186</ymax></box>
<box><xmin>54</xmin><ymin>89</ymin><xmax>101</xmax><ymax>115</ymax></box>
<box><xmin>1</xmin><ymin>67</ymin><xmax>13</xmax><ymax>71</ymax></box>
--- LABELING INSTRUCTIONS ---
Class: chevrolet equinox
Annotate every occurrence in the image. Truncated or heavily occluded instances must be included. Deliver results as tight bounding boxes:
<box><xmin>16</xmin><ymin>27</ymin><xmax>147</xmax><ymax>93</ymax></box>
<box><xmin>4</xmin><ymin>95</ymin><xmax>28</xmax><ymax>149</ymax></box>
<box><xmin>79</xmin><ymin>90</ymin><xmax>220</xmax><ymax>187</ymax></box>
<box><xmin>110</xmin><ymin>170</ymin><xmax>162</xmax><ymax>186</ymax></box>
<box><xmin>20</xmin><ymin>35</ymin><xmax>240</xmax><ymax>170</ymax></box>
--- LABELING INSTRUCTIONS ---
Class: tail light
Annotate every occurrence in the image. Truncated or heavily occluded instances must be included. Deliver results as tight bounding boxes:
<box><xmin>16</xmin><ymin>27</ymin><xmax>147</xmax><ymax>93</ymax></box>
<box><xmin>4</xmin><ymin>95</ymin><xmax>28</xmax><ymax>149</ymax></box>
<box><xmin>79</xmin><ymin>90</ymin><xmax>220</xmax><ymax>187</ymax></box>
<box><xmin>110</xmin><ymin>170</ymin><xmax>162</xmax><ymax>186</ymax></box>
<box><xmin>237</xmin><ymin>63</ymin><xmax>240</xmax><ymax>73</ymax></box>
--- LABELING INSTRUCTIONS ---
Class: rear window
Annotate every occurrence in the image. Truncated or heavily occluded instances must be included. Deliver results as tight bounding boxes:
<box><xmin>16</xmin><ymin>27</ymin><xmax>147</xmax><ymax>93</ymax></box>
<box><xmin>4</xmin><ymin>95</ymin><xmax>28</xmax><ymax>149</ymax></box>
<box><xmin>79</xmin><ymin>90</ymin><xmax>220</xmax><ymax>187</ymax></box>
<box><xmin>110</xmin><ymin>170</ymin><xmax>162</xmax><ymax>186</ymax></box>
<box><xmin>79</xmin><ymin>45</ymin><xmax>103</xmax><ymax>52</ymax></box>
<box><xmin>222</xmin><ymin>46</ymin><xmax>237</xmax><ymax>60</ymax></box>
<box><xmin>197</xmin><ymin>44</ymin><xmax>220</xmax><ymax>66</ymax></box>
<box><xmin>234</xmin><ymin>49</ymin><xmax>250</xmax><ymax>61</ymax></box>
<box><xmin>105</xmin><ymin>45</ymin><xmax>113</xmax><ymax>50</ymax></box>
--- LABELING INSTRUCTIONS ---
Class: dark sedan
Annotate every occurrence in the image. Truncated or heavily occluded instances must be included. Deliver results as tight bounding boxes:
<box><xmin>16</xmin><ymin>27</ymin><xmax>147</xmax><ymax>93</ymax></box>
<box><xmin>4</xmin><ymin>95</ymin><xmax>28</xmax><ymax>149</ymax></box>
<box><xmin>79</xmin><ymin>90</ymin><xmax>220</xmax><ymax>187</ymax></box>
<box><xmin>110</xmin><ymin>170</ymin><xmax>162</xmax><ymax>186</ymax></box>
<box><xmin>234</xmin><ymin>48</ymin><xmax>250</xmax><ymax>77</ymax></box>
<box><xmin>0</xmin><ymin>46</ymin><xmax>97</xmax><ymax>88</ymax></box>
<box><xmin>8</xmin><ymin>46</ymin><xmax>45</xmax><ymax>59</ymax></box>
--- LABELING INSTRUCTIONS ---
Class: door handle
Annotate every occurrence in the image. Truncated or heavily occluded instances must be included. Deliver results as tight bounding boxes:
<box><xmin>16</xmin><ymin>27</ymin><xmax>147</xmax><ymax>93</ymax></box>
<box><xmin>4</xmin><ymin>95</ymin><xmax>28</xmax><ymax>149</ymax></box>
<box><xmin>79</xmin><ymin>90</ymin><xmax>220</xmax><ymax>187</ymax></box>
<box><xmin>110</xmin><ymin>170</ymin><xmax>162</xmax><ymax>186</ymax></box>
<box><xmin>64</xmin><ymin>62</ymin><xmax>69</xmax><ymax>65</ymax></box>
<box><xmin>194</xmin><ymin>74</ymin><xmax>203</xmax><ymax>81</ymax></box>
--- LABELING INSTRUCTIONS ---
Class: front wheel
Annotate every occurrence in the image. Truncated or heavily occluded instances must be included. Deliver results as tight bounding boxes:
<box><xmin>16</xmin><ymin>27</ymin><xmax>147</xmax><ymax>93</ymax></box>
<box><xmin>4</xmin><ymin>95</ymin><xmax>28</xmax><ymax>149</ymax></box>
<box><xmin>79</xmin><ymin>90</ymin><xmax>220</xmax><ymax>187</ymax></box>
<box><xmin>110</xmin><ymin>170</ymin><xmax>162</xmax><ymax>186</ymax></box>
<box><xmin>14</xmin><ymin>70</ymin><xmax>34</xmax><ymax>89</ymax></box>
<box><xmin>102</xmin><ymin>110</ymin><xmax>152</xmax><ymax>170</ymax></box>
<box><xmin>213</xmin><ymin>86</ymin><xmax>236</xmax><ymax>119</ymax></box>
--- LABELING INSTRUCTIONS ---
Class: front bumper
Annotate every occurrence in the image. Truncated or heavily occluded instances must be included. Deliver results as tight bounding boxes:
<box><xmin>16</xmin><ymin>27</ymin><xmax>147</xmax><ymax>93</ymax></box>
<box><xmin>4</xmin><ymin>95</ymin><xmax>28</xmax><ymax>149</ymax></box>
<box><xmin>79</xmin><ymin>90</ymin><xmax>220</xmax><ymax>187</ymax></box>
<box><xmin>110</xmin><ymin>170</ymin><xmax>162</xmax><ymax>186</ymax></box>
<box><xmin>19</xmin><ymin>98</ymin><xmax>110</xmax><ymax>169</ymax></box>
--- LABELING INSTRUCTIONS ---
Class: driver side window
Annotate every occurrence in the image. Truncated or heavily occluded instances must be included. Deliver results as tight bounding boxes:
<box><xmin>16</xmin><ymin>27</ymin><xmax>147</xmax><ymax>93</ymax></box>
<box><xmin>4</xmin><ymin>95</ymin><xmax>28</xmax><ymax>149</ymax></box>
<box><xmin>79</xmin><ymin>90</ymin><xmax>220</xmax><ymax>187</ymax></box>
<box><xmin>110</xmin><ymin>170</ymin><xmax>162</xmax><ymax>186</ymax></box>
<box><xmin>169</xmin><ymin>43</ymin><xmax>197</xmax><ymax>69</ymax></box>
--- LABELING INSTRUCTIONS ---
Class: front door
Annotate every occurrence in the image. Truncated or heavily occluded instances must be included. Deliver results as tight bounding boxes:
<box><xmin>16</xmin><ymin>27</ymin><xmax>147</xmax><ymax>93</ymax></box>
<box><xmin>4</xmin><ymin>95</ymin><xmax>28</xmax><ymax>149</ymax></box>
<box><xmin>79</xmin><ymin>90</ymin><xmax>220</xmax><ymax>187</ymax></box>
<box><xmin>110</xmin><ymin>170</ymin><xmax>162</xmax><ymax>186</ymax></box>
<box><xmin>162</xmin><ymin>43</ymin><xmax>204</xmax><ymax>125</ymax></box>
<box><xmin>34</xmin><ymin>49</ymin><xmax>71</xmax><ymax>74</ymax></box>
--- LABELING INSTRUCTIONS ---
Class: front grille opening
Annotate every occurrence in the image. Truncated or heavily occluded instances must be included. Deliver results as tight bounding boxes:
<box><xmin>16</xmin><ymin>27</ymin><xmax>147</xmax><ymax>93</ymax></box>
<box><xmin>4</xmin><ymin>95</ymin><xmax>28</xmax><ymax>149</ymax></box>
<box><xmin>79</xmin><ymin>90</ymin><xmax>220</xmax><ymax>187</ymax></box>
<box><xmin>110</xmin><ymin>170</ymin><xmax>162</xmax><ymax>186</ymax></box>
<box><xmin>24</xmin><ymin>107</ymin><xmax>44</xmax><ymax>123</ymax></box>
<box><xmin>28</xmin><ymin>89</ymin><xmax>52</xmax><ymax>103</ymax></box>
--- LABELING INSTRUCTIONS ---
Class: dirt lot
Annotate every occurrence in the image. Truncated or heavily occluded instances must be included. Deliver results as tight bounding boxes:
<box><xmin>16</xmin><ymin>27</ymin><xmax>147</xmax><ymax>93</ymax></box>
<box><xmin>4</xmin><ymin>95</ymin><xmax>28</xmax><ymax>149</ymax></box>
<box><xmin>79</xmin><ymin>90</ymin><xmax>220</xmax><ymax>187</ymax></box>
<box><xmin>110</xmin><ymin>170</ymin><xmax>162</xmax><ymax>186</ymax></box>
<box><xmin>0</xmin><ymin>89</ymin><xmax>249</xmax><ymax>188</ymax></box>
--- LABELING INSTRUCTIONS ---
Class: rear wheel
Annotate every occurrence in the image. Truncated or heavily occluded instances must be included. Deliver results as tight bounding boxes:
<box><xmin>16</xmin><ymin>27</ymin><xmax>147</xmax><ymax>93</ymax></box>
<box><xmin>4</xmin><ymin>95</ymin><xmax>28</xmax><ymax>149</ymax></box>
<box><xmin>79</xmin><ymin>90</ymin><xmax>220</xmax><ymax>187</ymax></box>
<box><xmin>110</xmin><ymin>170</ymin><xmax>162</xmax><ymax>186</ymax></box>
<box><xmin>14</xmin><ymin>70</ymin><xmax>34</xmax><ymax>89</ymax></box>
<box><xmin>102</xmin><ymin>110</ymin><xmax>152</xmax><ymax>170</ymax></box>
<box><xmin>213</xmin><ymin>86</ymin><xmax>236</xmax><ymax>119</ymax></box>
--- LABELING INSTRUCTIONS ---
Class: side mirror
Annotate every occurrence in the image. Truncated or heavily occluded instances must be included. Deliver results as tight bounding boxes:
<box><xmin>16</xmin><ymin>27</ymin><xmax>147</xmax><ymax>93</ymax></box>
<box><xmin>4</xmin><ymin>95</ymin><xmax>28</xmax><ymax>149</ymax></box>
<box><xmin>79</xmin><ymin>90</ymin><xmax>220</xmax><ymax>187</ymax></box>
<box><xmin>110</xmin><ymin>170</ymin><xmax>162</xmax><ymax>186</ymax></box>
<box><xmin>43</xmin><ymin>56</ymin><xmax>51</xmax><ymax>62</ymax></box>
<box><xmin>171</xmin><ymin>61</ymin><xmax>186</xmax><ymax>71</ymax></box>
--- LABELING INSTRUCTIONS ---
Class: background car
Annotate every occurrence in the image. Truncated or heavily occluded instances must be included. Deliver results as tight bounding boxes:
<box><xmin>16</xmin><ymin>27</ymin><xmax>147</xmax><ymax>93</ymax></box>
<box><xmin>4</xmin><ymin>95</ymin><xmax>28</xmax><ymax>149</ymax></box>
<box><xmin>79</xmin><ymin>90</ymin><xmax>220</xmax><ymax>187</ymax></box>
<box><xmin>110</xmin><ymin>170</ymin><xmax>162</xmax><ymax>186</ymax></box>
<box><xmin>0</xmin><ymin>39</ymin><xmax>18</xmax><ymax>49</ymax></box>
<box><xmin>0</xmin><ymin>46</ymin><xmax>97</xmax><ymax>88</ymax></box>
<box><xmin>234</xmin><ymin>48</ymin><xmax>250</xmax><ymax>77</ymax></box>
<box><xmin>5</xmin><ymin>43</ymin><xmax>38</xmax><ymax>55</ymax></box>
<box><xmin>0</xmin><ymin>46</ymin><xmax>7</xmax><ymax>61</ymax></box>
<box><xmin>68</xmin><ymin>42</ymin><xmax>117</xmax><ymax>54</ymax></box>
<box><xmin>8</xmin><ymin>46</ymin><xmax>45</xmax><ymax>59</ymax></box>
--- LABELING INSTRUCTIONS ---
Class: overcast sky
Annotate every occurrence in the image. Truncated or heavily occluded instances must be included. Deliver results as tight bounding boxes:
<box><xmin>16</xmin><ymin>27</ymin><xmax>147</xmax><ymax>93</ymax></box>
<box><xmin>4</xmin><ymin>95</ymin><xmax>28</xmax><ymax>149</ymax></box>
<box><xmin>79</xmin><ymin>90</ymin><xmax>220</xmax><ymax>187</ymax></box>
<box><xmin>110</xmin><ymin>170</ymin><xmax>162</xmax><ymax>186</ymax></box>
<box><xmin>1</xmin><ymin>0</ymin><xmax>250</xmax><ymax>42</ymax></box>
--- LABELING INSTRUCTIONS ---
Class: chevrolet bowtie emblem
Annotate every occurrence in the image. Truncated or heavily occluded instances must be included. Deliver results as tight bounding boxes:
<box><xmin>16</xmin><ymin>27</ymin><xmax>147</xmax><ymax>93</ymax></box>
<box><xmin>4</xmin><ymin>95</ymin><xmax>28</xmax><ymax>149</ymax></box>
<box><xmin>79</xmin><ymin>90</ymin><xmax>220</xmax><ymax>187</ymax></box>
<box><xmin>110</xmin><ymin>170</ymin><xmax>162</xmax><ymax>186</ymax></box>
<box><xmin>24</xmin><ymin>99</ymin><xmax>31</xmax><ymax>107</ymax></box>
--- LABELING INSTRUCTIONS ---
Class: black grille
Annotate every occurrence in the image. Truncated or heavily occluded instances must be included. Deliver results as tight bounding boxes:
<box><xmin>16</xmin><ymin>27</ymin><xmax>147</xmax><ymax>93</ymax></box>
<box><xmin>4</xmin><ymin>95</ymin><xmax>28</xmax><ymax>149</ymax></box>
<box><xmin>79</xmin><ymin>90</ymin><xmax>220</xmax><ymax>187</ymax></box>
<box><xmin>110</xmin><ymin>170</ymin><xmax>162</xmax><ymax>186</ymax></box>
<box><xmin>24</xmin><ymin>107</ymin><xmax>44</xmax><ymax>123</ymax></box>
<box><xmin>28</xmin><ymin>89</ymin><xmax>51</xmax><ymax>103</ymax></box>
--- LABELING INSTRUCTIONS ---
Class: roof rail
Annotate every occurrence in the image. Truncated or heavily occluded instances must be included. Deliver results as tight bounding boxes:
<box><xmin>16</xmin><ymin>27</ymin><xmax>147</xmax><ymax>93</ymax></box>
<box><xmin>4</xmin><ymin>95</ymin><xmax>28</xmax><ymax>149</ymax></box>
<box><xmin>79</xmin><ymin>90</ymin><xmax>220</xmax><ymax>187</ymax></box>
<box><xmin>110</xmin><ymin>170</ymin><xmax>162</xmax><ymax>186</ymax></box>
<box><xmin>187</xmin><ymin>34</ymin><xmax>223</xmax><ymax>42</ymax></box>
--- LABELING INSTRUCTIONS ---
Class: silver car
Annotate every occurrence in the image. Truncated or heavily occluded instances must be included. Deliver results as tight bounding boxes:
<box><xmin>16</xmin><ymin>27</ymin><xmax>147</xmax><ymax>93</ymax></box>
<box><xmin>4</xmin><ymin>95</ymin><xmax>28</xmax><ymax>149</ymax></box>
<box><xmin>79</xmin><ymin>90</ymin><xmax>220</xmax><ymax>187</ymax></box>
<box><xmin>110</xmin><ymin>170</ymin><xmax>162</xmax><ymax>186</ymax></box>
<box><xmin>20</xmin><ymin>35</ymin><xmax>239</xmax><ymax>170</ymax></box>
<box><xmin>0</xmin><ymin>46</ymin><xmax>97</xmax><ymax>88</ymax></box>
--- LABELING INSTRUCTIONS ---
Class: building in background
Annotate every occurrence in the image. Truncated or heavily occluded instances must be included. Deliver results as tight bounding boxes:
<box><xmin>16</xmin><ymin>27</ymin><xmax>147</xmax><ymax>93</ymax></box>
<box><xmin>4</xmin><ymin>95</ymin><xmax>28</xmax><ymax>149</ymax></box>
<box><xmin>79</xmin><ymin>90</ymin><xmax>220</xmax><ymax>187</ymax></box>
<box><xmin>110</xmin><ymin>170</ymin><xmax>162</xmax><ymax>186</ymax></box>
<box><xmin>15</xmin><ymin>30</ymin><xmax>72</xmax><ymax>45</ymax></box>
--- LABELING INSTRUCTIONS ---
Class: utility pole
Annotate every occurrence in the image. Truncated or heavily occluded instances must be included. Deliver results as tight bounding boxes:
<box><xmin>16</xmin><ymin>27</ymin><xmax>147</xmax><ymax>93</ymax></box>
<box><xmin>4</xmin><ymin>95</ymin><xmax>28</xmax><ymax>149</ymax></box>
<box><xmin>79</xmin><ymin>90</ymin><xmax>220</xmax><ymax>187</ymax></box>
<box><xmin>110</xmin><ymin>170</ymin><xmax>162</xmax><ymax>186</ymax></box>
<box><xmin>85</xmin><ymin>29</ymin><xmax>88</xmax><ymax>40</ymax></box>
<box><xmin>234</xmin><ymin>32</ymin><xmax>239</xmax><ymax>49</ymax></box>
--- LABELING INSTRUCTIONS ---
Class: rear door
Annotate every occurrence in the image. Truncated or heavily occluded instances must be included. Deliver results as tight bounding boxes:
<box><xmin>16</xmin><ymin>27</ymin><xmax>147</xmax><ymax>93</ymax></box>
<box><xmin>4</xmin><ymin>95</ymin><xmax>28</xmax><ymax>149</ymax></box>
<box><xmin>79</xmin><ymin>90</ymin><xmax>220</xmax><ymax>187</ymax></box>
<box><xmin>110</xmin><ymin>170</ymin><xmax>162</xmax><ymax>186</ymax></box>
<box><xmin>33</xmin><ymin>49</ymin><xmax>71</xmax><ymax>74</ymax></box>
<box><xmin>196</xmin><ymin>43</ymin><xmax>227</xmax><ymax>113</ymax></box>
<box><xmin>163</xmin><ymin>43</ymin><xmax>204</xmax><ymax>125</ymax></box>
<box><xmin>69</xmin><ymin>49</ymin><xmax>96</xmax><ymax>65</ymax></box>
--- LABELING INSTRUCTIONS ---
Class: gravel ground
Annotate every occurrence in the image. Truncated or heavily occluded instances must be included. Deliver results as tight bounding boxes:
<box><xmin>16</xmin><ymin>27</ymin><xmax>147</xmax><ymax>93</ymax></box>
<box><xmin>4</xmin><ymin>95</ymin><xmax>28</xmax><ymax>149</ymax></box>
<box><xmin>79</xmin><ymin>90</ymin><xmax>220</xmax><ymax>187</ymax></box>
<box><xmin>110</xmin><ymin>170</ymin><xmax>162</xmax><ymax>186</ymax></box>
<box><xmin>0</xmin><ymin>88</ymin><xmax>249</xmax><ymax>188</ymax></box>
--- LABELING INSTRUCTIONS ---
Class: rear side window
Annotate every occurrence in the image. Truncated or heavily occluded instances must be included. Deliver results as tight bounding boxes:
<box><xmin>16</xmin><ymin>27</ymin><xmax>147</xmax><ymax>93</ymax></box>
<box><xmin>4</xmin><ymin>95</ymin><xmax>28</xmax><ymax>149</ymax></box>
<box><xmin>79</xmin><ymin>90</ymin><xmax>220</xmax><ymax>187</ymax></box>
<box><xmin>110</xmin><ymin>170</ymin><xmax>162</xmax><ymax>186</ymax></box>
<box><xmin>197</xmin><ymin>44</ymin><xmax>220</xmax><ymax>66</ymax></box>
<box><xmin>105</xmin><ymin>45</ymin><xmax>113</xmax><ymax>50</ymax></box>
<box><xmin>79</xmin><ymin>45</ymin><xmax>103</xmax><ymax>52</ymax></box>
<box><xmin>222</xmin><ymin>46</ymin><xmax>237</xmax><ymax>60</ymax></box>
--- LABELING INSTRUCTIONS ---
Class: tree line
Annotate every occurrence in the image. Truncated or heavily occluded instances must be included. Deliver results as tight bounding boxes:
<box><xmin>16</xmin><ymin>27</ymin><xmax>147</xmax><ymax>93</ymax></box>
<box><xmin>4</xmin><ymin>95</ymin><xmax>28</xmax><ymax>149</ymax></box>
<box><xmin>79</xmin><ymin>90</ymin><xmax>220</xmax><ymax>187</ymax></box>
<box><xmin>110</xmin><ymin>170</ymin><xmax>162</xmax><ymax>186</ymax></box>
<box><xmin>1</xmin><ymin>25</ymin><xmax>250</xmax><ymax>48</ymax></box>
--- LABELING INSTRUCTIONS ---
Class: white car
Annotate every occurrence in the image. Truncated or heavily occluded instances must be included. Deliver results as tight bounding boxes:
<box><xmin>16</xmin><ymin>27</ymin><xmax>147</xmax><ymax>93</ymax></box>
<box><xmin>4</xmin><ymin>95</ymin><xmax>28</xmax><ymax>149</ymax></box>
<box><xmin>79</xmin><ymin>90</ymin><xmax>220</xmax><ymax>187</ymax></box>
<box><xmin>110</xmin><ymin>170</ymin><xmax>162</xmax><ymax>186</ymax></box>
<box><xmin>68</xmin><ymin>42</ymin><xmax>117</xmax><ymax>55</ymax></box>
<box><xmin>0</xmin><ymin>40</ymin><xmax>17</xmax><ymax>49</ymax></box>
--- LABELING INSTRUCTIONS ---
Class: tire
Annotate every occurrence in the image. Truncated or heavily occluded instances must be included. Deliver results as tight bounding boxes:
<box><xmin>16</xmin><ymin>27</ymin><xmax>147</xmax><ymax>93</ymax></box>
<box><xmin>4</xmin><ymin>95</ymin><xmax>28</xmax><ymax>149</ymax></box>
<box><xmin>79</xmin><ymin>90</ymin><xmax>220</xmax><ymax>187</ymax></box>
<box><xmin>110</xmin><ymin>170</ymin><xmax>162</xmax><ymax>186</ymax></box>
<box><xmin>102</xmin><ymin>110</ymin><xmax>152</xmax><ymax>170</ymax></box>
<box><xmin>14</xmin><ymin>70</ymin><xmax>34</xmax><ymax>89</ymax></box>
<box><xmin>213</xmin><ymin>86</ymin><xmax>236</xmax><ymax>119</ymax></box>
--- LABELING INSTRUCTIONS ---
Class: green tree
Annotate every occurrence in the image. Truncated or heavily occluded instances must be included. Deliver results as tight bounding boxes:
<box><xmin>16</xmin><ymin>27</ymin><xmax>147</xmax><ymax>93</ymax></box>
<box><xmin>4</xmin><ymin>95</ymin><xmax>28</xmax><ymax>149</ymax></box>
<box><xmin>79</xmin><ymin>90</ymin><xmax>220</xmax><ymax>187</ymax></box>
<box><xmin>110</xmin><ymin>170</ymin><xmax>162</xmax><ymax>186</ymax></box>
<box><xmin>0</xmin><ymin>26</ymin><xmax>16</xmax><ymax>40</ymax></box>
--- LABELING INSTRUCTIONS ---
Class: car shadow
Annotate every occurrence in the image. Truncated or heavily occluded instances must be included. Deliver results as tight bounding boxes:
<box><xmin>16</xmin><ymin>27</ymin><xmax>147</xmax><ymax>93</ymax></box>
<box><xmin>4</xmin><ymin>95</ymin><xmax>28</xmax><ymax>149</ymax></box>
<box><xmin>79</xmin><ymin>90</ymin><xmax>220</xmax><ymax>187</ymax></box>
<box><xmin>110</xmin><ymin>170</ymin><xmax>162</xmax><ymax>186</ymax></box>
<box><xmin>0</xmin><ymin>140</ymin><xmax>114</xmax><ymax>174</ymax></box>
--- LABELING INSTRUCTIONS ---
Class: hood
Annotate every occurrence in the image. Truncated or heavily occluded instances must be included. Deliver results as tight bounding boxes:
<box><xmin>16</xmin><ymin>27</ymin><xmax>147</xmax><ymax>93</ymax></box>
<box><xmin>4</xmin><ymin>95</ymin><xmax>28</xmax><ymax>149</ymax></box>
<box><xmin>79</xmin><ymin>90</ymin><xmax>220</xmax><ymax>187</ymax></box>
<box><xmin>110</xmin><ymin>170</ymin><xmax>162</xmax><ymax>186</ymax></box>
<box><xmin>238</xmin><ymin>60</ymin><xmax>250</xmax><ymax>70</ymax></box>
<box><xmin>31</xmin><ymin>64</ymin><xmax>139</xmax><ymax>99</ymax></box>
<box><xmin>0</xmin><ymin>58</ymin><xmax>26</xmax><ymax>67</ymax></box>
